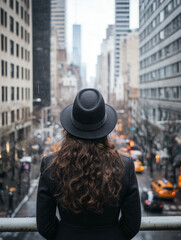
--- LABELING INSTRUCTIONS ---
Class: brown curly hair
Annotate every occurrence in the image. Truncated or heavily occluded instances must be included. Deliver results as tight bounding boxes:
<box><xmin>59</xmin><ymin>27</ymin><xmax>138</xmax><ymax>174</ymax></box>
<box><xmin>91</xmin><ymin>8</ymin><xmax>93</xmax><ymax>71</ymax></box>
<box><xmin>49</xmin><ymin>131</ymin><xmax>125</xmax><ymax>213</ymax></box>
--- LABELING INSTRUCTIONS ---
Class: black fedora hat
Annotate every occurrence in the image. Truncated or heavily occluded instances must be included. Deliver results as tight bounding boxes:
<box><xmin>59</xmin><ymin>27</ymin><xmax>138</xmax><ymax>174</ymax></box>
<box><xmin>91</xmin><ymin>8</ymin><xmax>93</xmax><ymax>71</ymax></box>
<box><xmin>60</xmin><ymin>88</ymin><xmax>117</xmax><ymax>139</ymax></box>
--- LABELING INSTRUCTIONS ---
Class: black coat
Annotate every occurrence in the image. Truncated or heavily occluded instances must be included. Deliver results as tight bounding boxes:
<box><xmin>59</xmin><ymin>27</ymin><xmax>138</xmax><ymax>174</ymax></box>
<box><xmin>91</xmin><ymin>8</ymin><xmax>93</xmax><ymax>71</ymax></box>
<box><xmin>36</xmin><ymin>153</ymin><xmax>141</xmax><ymax>240</ymax></box>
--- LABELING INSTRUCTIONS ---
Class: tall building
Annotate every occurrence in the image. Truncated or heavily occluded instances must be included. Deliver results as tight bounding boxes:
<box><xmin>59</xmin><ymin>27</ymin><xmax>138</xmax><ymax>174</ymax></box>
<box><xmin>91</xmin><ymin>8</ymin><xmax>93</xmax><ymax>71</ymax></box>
<box><xmin>119</xmin><ymin>30</ymin><xmax>139</xmax><ymax>133</ymax></box>
<box><xmin>51</xmin><ymin>0</ymin><xmax>66</xmax><ymax>49</ymax></box>
<box><xmin>96</xmin><ymin>25</ymin><xmax>115</xmax><ymax>103</ymax></box>
<box><xmin>114</xmin><ymin>0</ymin><xmax>130</xmax><ymax>100</ymax></box>
<box><xmin>72</xmin><ymin>24</ymin><xmax>81</xmax><ymax>74</ymax></box>
<box><xmin>0</xmin><ymin>0</ymin><xmax>32</xmax><ymax>169</ymax></box>
<box><xmin>33</xmin><ymin>0</ymin><xmax>51</xmax><ymax>107</ymax></box>
<box><xmin>139</xmin><ymin>0</ymin><xmax>181</xmax><ymax>151</ymax></box>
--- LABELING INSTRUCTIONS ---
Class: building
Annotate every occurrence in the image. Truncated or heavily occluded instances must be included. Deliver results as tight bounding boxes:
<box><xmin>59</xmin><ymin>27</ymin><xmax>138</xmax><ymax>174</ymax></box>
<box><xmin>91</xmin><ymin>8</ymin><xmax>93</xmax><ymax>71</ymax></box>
<box><xmin>96</xmin><ymin>25</ymin><xmax>115</xmax><ymax>103</ymax></box>
<box><xmin>51</xmin><ymin>0</ymin><xmax>66</xmax><ymax>49</ymax></box>
<box><xmin>119</xmin><ymin>30</ymin><xmax>139</xmax><ymax>133</ymax></box>
<box><xmin>81</xmin><ymin>62</ymin><xmax>87</xmax><ymax>87</ymax></box>
<box><xmin>139</xmin><ymin>0</ymin><xmax>181</xmax><ymax>156</ymax></box>
<box><xmin>114</xmin><ymin>0</ymin><xmax>130</xmax><ymax>100</ymax></box>
<box><xmin>0</xmin><ymin>0</ymin><xmax>32</xmax><ymax>170</ymax></box>
<box><xmin>50</xmin><ymin>28</ymin><xmax>59</xmax><ymax>108</ymax></box>
<box><xmin>33</xmin><ymin>0</ymin><xmax>51</xmax><ymax>108</ymax></box>
<box><xmin>72</xmin><ymin>24</ymin><xmax>81</xmax><ymax>74</ymax></box>
<box><xmin>60</xmin><ymin>64</ymin><xmax>81</xmax><ymax>103</ymax></box>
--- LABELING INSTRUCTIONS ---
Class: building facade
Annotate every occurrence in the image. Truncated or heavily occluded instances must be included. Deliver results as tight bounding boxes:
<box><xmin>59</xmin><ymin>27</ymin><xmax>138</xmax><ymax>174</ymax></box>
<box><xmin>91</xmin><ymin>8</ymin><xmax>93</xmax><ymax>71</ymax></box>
<box><xmin>96</xmin><ymin>25</ymin><xmax>115</xmax><ymax>103</ymax></box>
<box><xmin>119</xmin><ymin>30</ymin><xmax>139</xmax><ymax>133</ymax></box>
<box><xmin>0</xmin><ymin>0</ymin><xmax>32</xmax><ymax>170</ymax></box>
<box><xmin>139</xmin><ymin>0</ymin><xmax>181</xmax><ymax>152</ymax></box>
<box><xmin>114</xmin><ymin>0</ymin><xmax>130</xmax><ymax>100</ymax></box>
<box><xmin>51</xmin><ymin>0</ymin><xmax>66</xmax><ymax>49</ymax></box>
<box><xmin>72</xmin><ymin>24</ymin><xmax>81</xmax><ymax>74</ymax></box>
<box><xmin>33</xmin><ymin>0</ymin><xmax>51</xmax><ymax>108</ymax></box>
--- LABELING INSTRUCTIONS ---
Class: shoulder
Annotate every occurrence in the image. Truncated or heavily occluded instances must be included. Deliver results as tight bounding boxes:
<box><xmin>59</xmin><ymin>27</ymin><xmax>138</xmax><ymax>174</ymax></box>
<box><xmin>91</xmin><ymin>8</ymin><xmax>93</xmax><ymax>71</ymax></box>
<box><xmin>40</xmin><ymin>152</ymin><xmax>58</xmax><ymax>173</ymax></box>
<box><xmin>121</xmin><ymin>154</ymin><xmax>134</xmax><ymax>169</ymax></box>
<box><xmin>120</xmin><ymin>154</ymin><xmax>135</xmax><ymax>183</ymax></box>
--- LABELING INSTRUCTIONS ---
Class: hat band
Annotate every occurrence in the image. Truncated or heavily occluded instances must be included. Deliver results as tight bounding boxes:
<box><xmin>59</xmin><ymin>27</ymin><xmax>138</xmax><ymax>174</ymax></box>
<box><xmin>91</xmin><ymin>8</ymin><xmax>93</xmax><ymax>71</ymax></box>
<box><xmin>71</xmin><ymin>113</ymin><xmax>107</xmax><ymax>131</ymax></box>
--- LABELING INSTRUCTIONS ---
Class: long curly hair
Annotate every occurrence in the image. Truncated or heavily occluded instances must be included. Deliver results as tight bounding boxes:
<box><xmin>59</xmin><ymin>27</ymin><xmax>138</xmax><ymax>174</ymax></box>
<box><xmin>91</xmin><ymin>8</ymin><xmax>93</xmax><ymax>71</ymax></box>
<box><xmin>49</xmin><ymin>131</ymin><xmax>125</xmax><ymax>213</ymax></box>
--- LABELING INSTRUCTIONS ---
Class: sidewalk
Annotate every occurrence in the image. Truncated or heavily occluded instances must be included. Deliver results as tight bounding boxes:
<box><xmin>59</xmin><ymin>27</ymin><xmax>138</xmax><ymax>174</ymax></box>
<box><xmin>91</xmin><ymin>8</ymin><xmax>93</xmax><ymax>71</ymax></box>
<box><xmin>0</xmin><ymin>158</ymin><xmax>41</xmax><ymax>217</ymax></box>
<box><xmin>0</xmin><ymin>181</ymin><xmax>44</xmax><ymax>240</ymax></box>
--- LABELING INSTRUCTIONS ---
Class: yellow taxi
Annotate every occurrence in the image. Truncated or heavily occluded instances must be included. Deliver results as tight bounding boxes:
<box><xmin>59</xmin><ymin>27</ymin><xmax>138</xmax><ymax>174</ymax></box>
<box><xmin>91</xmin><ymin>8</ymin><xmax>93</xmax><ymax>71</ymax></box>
<box><xmin>151</xmin><ymin>178</ymin><xmax>176</xmax><ymax>199</ymax></box>
<box><xmin>134</xmin><ymin>159</ymin><xmax>144</xmax><ymax>173</ymax></box>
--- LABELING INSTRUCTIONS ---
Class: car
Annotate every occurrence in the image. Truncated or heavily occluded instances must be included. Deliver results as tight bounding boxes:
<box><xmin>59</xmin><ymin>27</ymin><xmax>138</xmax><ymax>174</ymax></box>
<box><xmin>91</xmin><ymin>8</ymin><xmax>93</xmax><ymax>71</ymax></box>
<box><xmin>134</xmin><ymin>159</ymin><xmax>144</xmax><ymax>173</ymax></box>
<box><xmin>141</xmin><ymin>189</ymin><xmax>163</xmax><ymax>212</ymax></box>
<box><xmin>151</xmin><ymin>178</ymin><xmax>176</xmax><ymax>199</ymax></box>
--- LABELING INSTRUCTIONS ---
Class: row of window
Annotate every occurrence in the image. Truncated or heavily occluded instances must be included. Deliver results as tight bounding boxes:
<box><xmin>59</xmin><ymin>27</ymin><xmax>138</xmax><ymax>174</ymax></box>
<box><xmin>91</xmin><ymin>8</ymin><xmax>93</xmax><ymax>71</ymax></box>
<box><xmin>140</xmin><ymin>61</ymin><xmax>181</xmax><ymax>83</ymax></box>
<box><xmin>140</xmin><ymin>37</ymin><xmax>181</xmax><ymax>69</ymax></box>
<box><xmin>1</xmin><ymin>8</ymin><xmax>30</xmax><ymax>43</ymax></box>
<box><xmin>1</xmin><ymin>34</ymin><xmax>30</xmax><ymax>61</ymax></box>
<box><xmin>140</xmin><ymin>0</ymin><xmax>181</xmax><ymax>41</ymax></box>
<box><xmin>1</xmin><ymin>60</ymin><xmax>30</xmax><ymax>80</ymax></box>
<box><xmin>3</xmin><ymin>0</ymin><xmax>30</xmax><ymax>25</ymax></box>
<box><xmin>1</xmin><ymin>86</ymin><xmax>31</xmax><ymax>102</ymax></box>
<box><xmin>140</xmin><ymin>13</ymin><xmax>181</xmax><ymax>55</ymax></box>
<box><xmin>140</xmin><ymin>86</ymin><xmax>181</xmax><ymax>100</ymax></box>
<box><xmin>139</xmin><ymin>0</ymin><xmax>170</xmax><ymax>25</ymax></box>
<box><xmin>1</xmin><ymin>107</ymin><xmax>30</xmax><ymax>126</ymax></box>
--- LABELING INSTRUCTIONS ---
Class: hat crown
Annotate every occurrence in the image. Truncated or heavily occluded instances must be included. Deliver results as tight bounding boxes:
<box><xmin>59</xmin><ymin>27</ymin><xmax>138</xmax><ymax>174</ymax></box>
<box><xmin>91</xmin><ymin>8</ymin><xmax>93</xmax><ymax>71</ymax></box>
<box><xmin>72</xmin><ymin>89</ymin><xmax>105</xmax><ymax>126</ymax></box>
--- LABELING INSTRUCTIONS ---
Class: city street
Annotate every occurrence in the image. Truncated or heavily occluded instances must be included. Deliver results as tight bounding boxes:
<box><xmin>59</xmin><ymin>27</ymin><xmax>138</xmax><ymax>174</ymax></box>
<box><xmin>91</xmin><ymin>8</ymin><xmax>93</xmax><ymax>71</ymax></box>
<box><xmin>0</xmin><ymin>162</ymin><xmax>181</xmax><ymax>239</ymax></box>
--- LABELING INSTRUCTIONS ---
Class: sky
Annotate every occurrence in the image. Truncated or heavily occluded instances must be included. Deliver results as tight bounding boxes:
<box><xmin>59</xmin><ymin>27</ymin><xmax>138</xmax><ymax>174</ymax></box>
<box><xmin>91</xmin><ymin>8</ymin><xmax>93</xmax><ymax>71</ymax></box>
<box><xmin>67</xmin><ymin>0</ymin><xmax>139</xmax><ymax>84</ymax></box>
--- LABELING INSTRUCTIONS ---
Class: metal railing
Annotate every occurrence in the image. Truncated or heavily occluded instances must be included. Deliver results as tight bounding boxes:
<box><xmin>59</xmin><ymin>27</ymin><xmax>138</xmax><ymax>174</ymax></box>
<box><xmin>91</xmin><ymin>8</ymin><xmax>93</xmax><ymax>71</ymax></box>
<box><xmin>0</xmin><ymin>216</ymin><xmax>181</xmax><ymax>232</ymax></box>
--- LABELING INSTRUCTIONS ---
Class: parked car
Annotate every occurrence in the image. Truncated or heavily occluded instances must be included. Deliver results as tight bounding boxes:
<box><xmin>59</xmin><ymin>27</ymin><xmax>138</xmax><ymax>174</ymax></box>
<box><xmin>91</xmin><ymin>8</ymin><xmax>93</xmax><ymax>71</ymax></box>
<box><xmin>134</xmin><ymin>159</ymin><xmax>144</xmax><ymax>173</ymax></box>
<box><xmin>141</xmin><ymin>189</ymin><xmax>163</xmax><ymax>212</ymax></box>
<box><xmin>151</xmin><ymin>178</ymin><xmax>176</xmax><ymax>199</ymax></box>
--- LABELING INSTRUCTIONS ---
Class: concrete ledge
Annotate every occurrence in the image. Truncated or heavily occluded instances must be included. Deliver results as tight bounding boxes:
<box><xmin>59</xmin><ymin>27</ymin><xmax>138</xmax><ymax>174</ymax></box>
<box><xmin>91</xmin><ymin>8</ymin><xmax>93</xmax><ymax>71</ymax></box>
<box><xmin>0</xmin><ymin>216</ymin><xmax>181</xmax><ymax>232</ymax></box>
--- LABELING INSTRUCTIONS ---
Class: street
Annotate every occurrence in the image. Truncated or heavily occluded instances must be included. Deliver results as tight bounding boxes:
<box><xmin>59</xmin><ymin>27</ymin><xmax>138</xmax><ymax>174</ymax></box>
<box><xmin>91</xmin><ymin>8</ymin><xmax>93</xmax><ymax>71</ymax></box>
<box><xmin>0</xmin><ymin>163</ymin><xmax>181</xmax><ymax>239</ymax></box>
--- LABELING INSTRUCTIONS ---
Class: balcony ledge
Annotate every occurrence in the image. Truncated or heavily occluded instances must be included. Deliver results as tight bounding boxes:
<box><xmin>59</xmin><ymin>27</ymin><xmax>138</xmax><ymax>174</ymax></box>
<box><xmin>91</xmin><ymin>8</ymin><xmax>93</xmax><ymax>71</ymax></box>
<box><xmin>0</xmin><ymin>216</ymin><xmax>181</xmax><ymax>232</ymax></box>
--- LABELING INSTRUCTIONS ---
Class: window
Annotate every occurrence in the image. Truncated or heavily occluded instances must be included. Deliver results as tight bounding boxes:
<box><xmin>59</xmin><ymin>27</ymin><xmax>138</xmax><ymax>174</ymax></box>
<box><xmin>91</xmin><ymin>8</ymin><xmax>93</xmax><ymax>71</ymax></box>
<box><xmin>9</xmin><ymin>0</ymin><xmax>14</xmax><ymax>9</ymax></box>
<box><xmin>22</xmin><ymin>87</ymin><xmax>24</xmax><ymax>100</ymax></box>
<box><xmin>11</xmin><ymin>86</ymin><xmax>14</xmax><ymax>100</ymax></box>
<box><xmin>16</xmin><ymin>21</ymin><xmax>19</xmax><ymax>35</ymax></box>
<box><xmin>160</xmin><ymin>10</ymin><xmax>164</xmax><ymax>22</ymax></box>
<box><xmin>21</xmin><ymin>6</ymin><xmax>23</xmax><ymax>19</ymax></box>
<box><xmin>21</xmin><ymin>67</ymin><xmax>24</xmax><ymax>79</ymax></box>
<box><xmin>10</xmin><ymin>16</ymin><xmax>14</xmax><ymax>32</ymax></box>
<box><xmin>10</xmin><ymin>63</ymin><xmax>14</xmax><ymax>78</ymax></box>
<box><xmin>10</xmin><ymin>40</ymin><xmax>14</xmax><ymax>55</ymax></box>
<box><xmin>17</xmin><ymin>87</ymin><xmax>19</xmax><ymax>100</ymax></box>
<box><xmin>17</xmin><ymin>109</ymin><xmax>20</xmax><ymax>120</ymax></box>
<box><xmin>21</xmin><ymin>47</ymin><xmax>24</xmax><ymax>59</ymax></box>
<box><xmin>16</xmin><ymin>43</ymin><xmax>19</xmax><ymax>57</ymax></box>
<box><xmin>5</xmin><ymin>61</ymin><xmax>7</xmax><ymax>76</ymax></box>
<box><xmin>172</xmin><ymin>87</ymin><xmax>179</xmax><ymax>99</ymax></box>
<box><xmin>16</xmin><ymin>1</ymin><xmax>19</xmax><ymax>14</ymax></box>
<box><xmin>5</xmin><ymin>86</ymin><xmax>8</xmax><ymax>101</ymax></box>
<box><xmin>2</xmin><ymin>112</ymin><xmax>5</xmax><ymax>126</ymax></box>
<box><xmin>11</xmin><ymin>110</ymin><xmax>15</xmax><ymax>123</ymax></box>
<box><xmin>4</xmin><ymin>11</ymin><xmax>7</xmax><ymax>27</ymax></box>
<box><xmin>1</xmin><ymin>8</ymin><xmax>4</xmax><ymax>25</ymax></box>
<box><xmin>1</xmin><ymin>34</ymin><xmax>4</xmax><ymax>50</ymax></box>
<box><xmin>4</xmin><ymin>36</ymin><xmax>7</xmax><ymax>52</ymax></box>
<box><xmin>1</xmin><ymin>86</ymin><xmax>4</xmax><ymax>102</ymax></box>
<box><xmin>25</xmin><ymin>29</ymin><xmax>27</xmax><ymax>42</ymax></box>
<box><xmin>16</xmin><ymin>65</ymin><xmax>19</xmax><ymax>78</ymax></box>
<box><xmin>21</xmin><ymin>26</ymin><xmax>23</xmax><ymax>38</ymax></box>
<box><xmin>1</xmin><ymin>60</ymin><xmax>4</xmax><ymax>76</ymax></box>
<box><xmin>173</xmin><ymin>62</ymin><xmax>180</xmax><ymax>74</ymax></box>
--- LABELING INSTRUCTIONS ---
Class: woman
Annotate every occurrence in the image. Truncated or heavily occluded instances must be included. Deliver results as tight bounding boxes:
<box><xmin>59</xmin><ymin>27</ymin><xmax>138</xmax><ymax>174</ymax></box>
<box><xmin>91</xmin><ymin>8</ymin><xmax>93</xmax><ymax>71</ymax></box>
<box><xmin>36</xmin><ymin>88</ymin><xmax>141</xmax><ymax>240</ymax></box>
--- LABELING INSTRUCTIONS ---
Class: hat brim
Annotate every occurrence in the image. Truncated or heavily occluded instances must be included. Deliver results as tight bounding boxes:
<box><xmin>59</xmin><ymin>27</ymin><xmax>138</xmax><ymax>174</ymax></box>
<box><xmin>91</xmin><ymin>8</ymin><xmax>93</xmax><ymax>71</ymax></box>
<box><xmin>60</xmin><ymin>104</ymin><xmax>117</xmax><ymax>139</ymax></box>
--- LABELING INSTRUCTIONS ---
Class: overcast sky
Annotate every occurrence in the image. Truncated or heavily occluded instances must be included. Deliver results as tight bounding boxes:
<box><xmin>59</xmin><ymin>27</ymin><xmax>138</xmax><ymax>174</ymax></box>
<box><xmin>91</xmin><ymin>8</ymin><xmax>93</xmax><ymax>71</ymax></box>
<box><xmin>67</xmin><ymin>0</ymin><xmax>139</xmax><ymax>84</ymax></box>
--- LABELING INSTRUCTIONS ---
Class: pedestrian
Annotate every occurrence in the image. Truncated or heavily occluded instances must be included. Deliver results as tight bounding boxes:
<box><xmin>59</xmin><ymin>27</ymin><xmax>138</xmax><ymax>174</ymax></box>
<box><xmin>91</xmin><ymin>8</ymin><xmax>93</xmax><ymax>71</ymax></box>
<box><xmin>36</xmin><ymin>88</ymin><xmax>141</xmax><ymax>240</ymax></box>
